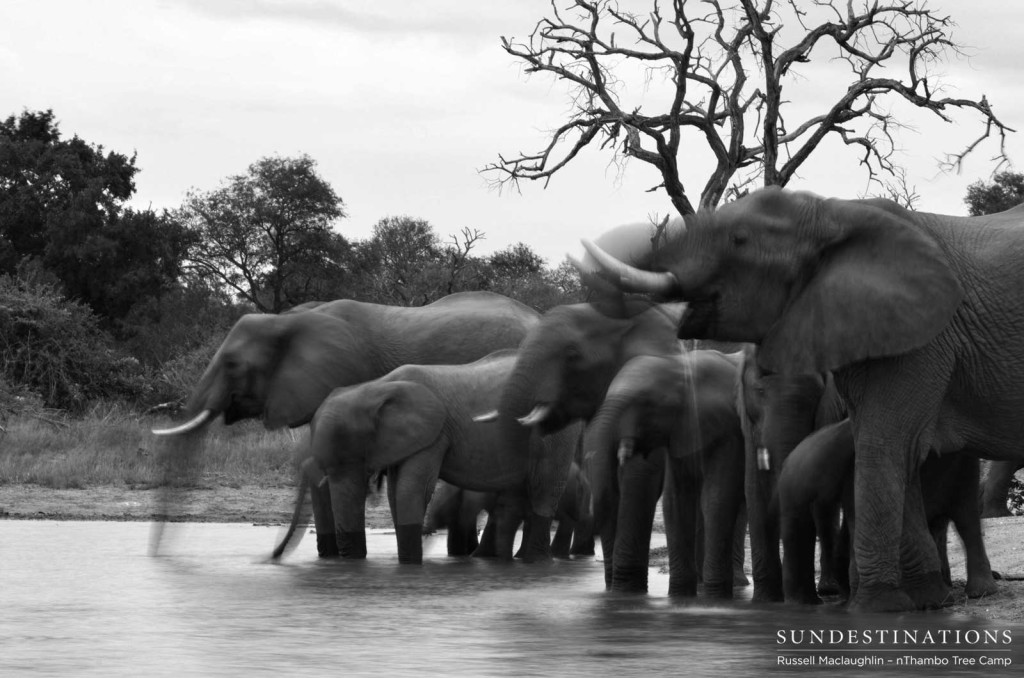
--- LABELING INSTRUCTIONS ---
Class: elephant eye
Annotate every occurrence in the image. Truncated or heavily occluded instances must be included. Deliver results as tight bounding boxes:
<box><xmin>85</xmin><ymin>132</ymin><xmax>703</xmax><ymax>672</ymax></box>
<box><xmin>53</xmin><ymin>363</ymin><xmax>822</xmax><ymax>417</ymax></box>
<box><xmin>565</xmin><ymin>345</ymin><xmax>582</xmax><ymax>363</ymax></box>
<box><xmin>731</xmin><ymin>230</ymin><xmax>748</xmax><ymax>247</ymax></box>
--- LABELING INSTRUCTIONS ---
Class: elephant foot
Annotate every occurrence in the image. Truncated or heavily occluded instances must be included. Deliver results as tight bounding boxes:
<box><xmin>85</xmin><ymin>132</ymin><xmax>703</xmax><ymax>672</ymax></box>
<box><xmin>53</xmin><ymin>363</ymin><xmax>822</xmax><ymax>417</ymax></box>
<box><xmin>965</xmin><ymin>576</ymin><xmax>999</xmax><ymax>599</ymax></box>
<box><xmin>786</xmin><ymin>589</ymin><xmax>823</xmax><ymax>606</ymax></box>
<box><xmin>668</xmin><ymin>575</ymin><xmax>698</xmax><ymax>598</ymax></box>
<box><xmin>816</xmin><ymin>574</ymin><xmax>842</xmax><ymax>596</ymax></box>
<box><xmin>317</xmin><ymin>533</ymin><xmax>340</xmax><ymax>558</ymax></box>
<box><xmin>337</xmin><ymin>530</ymin><xmax>367</xmax><ymax>559</ymax></box>
<box><xmin>611</xmin><ymin>565</ymin><xmax>649</xmax><ymax>594</ymax></box>
<box><xmin>701</xmin><ymin>581</ymin><xmax>734</xmax><ymax>600</ymax></box>
<box><xmin>849</xmin><ymin>586</ymin><xmax>916</xmax><ymax>613</ymax></box>
<box><xmin>520</xmin><ymin>514</ymin><xmax>554</xmax><ymax>563</ymax></box>
<box><xmin>569</xmin><ymin>536</ymin><xmax>596</xmax><ymax>557</ymax></box>
<box><xmin>396</xmin><ymin>523</ymin><xmax>424</xmax><ymax>565</ymax></box>
<box><xmin>905</xmin><ymin>571</ymin><xmax>953</xmax><ymax>610</ymax></box>
<box><xmin>751</xmin><ymin>580</ymin><xmax>785</xmax><ymax>604</ymax></box>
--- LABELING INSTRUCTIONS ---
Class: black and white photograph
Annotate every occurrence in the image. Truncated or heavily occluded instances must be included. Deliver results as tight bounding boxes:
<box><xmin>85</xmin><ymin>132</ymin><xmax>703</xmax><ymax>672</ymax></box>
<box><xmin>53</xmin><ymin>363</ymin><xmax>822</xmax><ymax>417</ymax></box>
<box><xmin>1</xmin><ymin>1</ymin><xmax>1023</xmax><ymax>675</ymax></box>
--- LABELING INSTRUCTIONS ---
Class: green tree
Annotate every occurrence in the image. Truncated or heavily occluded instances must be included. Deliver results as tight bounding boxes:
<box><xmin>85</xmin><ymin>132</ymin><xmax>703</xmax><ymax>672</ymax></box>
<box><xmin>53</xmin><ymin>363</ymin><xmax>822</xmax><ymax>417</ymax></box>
<box><xmin>965</xmin><ymin>171</ymin><xmax>1024</xmax><ymax>216</ymax></box>
<box><xmin>179</xmin><ymin>154</ymin><xmax>348</xmax><ymax>313</ymax></box>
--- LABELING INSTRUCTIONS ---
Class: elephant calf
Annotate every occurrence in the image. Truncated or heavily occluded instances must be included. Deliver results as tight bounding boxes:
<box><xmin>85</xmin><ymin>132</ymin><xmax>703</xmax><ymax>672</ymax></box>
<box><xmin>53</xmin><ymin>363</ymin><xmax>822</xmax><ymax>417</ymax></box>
<box><xmin>278</xmin><ymin>350</ymin><xmax>580</xmax><ymax>564</ymax></box>
<box><xmin>777</xmin><ymin>420</ymin><xmax>998</xmax><ymax>604</ymax></box>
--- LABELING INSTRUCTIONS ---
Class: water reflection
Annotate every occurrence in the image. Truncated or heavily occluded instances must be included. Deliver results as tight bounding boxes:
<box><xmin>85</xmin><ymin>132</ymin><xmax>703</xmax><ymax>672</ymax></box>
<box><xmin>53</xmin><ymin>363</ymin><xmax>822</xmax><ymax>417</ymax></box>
<box><xmin>0</xmin><ymin>521</ymin><xmax>1019</xmax><ymax>677</ymax></box>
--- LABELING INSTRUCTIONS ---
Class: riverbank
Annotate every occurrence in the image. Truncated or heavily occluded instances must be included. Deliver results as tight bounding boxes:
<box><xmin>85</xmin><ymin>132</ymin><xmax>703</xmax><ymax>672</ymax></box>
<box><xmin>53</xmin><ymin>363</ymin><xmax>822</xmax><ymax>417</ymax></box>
<box><xmin>2</xmin><ymin>483</ymin><xmax>1022</xmax><ymax>622</ymax></box>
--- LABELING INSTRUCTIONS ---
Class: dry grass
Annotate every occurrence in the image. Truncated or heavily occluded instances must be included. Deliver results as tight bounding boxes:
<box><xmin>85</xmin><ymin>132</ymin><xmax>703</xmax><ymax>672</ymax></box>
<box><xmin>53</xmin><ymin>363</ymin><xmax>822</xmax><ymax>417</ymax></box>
<box><xmin>0</xmin><ymin>405</ymin><xmax>303</xmax><ymax>489</ymax></box>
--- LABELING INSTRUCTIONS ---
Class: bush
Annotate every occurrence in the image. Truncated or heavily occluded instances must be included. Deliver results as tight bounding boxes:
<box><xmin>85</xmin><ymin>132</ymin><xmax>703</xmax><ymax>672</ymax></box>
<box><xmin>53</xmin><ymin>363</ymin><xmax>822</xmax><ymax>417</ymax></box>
<box><xmin>0</xmin><ymin>274</ymin><xmax>150</xmax><ymax>411</ymax></box>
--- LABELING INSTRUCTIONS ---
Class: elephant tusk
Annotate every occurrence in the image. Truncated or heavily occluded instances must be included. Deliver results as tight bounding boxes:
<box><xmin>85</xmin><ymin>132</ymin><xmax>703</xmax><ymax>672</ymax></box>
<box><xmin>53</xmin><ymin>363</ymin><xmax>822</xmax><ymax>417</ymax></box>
<box><xmin>472</xmin><ymin>409</ymin><xmax>499</xmax><ymax>423</ymax></box>
<box><xmin>757</xmin><ymin>447</ymin><xmax>771</xmax><ymax>471</ymax></box>
<box><xmin>318</xmin><ymin>475</ymin><xmax>329</xmax><ymax>489</ymax></box>
<box><xmin>579</xmin><ymin>239</ymin><xmax>679</xmax><ymax>295</ymax></box>
<box><xmin>152</xmin><ymin>409</ymin><xmax>213</xmax><ymax>436</ymax></box>
<box><xmin>517</xmin><ymin>404</ymin><xmax>552</xmax><ymax>427</ymax></box>
<box><xmin>617</xmin><ymin>438</ymin><xmax>635</xmax><ymax>466</ymax></box>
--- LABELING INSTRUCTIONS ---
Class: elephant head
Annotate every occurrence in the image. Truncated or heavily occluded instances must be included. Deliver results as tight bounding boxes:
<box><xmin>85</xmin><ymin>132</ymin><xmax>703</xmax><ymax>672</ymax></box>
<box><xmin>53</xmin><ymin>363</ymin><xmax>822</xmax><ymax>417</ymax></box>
<box><xmin>154</xmin><ymin>311</ymin><xmax>376</xmax><ymax>435</ymax></box>
<box><xmin>582</xmin><ymin>187</ymin><xmax>964</xmax><ymax>375</ymax></box>
<box><xmin>497</xmin><ymin>302</ymin><xmax>684</xmax><ymax>435</ymax></box>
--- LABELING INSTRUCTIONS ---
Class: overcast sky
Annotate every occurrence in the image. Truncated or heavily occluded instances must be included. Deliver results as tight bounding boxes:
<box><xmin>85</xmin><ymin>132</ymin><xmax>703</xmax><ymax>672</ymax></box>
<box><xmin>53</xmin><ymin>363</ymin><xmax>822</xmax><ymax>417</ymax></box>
<box><xmin>3</xmin><ymin>0</ymin><xmax>1022</xmax><ymax>264</ymax></box>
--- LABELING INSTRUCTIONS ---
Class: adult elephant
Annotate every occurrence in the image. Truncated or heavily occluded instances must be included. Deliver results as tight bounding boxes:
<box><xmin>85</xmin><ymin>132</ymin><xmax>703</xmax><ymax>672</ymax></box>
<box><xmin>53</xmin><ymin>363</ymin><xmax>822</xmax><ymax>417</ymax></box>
<box><xmin>483</xmin><ymin>301</ymin><xmax>681</xmax><ymax>591</ymax></box>
<box><xmin>777</xmin><ymin>419</ymin><xmax>997</xmax><ymax>604</ymax></box>
<box><xmin>152</xmin><ymin>292</ymin><xmax>540</xmax><ymax>558</ymax></box>
<box><xmin>737</xmin><ymin>345</ymin><xmax>848</xmax><ymax>602</ymax></box>
<box><xmin>485</xmin><ymin>301</ymin><xmax>746</xmax><ymax>591</ymax></box>
<box><xmin>274</xmin><ymin>350</ymin><xmax>579</xmax><ymax>563</ymax></box>
<box><xmin>584</xmin><ymin>351</ymin><xmax>745</xmax><ymax>598</ymax></box>
<box><xmin>581</xmin><ymin>187</ymin><xmax>1024</xmax><ymax>611</ymax></box>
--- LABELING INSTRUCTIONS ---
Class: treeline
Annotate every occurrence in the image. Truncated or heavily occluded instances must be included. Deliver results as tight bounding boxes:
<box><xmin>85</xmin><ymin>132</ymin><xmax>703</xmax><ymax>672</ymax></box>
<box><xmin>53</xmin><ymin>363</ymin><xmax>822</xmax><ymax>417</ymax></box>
<box><xmin>0</xmin><ymin>109</ymin><xmax>583</xmax><ymax>419</ymax></box>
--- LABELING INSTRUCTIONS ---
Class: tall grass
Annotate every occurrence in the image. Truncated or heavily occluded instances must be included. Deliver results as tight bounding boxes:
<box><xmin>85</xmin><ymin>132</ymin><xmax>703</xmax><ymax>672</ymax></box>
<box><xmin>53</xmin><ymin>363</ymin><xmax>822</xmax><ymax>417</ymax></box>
<box><xmin>0</xmin><ymin>403</ymin><xmax>304</xmax><ymax>489</ymax></box>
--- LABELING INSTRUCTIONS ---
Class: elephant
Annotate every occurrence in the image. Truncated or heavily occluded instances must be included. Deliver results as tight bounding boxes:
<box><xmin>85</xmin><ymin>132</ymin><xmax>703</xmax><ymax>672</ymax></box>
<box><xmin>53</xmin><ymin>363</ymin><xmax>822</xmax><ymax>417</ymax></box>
<box><xmin>584</xmin><ymin>350</ymin><xmax>746</xmax><ymax>598</ymax></box>
<box><xmin>485</xmin><ymin>300</ymin><xmax>747</xmax><ymax>592</ymax></box>
<box><xmin>151</xmin><ymin>291</ymin><xmax>540</xmax><ymax>558</ymax></box>
<box><xmin>777</xmin><ymin>419</ymin><xmax>998</xmax><ymax>604</ymax></box>
<box><xmin>276</xmin><ymin>350</ymin><xmax>580</xmax><ymax>564</ymax></box>
<box><xmin>979</xmin><ymin>459</ymin><xmax>1024</xmax><ymax>518</ymax></box>
<box><xmin>581</xmin><ymin>186</ymin><xmax>1024</xmax><ymax>611</ymax></box>
<box><xmin>423</xmin><ymin>481</ymin><xmax>493</xmax><ymax>556</ymax></box>
<box><xmin>423</xmin><ymin>462</ymin><xmax>595</xmax><ymax>559</ymax></box>
<box><xmin>736</xmin><ymin>344</ymin><xmax>848</xmax><ymax>602</ymax></box>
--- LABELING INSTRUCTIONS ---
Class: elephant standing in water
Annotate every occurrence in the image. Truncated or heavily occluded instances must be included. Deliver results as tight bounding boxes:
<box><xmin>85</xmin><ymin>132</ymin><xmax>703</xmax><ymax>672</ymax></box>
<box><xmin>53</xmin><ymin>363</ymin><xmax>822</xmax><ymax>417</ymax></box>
<box><xmin>582</xmin><ymin>187</ymin><xmax>1024</xmax><ymax>611</ymax></box>
<box><xmin>152</xmin><ymin>292</ymin><xmax>539</xmax><ymax>557</ymax></box>
<box><xmin>585</xmin><ymin>350</ymin><xmax>745</xmax><ymax>598</ymax></box>
<box><xmin>737</xmin><ymin>345</ymin><xmax>847</xmax><ymax>602</ymax></box>
<box><xmin>484</xmin><ymin>301</ymin><xmax>746</xmax><ymax>592</ymax></box>
<box><xmin>275</xmin><ymin>351</ymin><xmax>580</xmax><ymax>563</ymax></box>
<box><xmin>777</xmin><ymin>419</ymin><xmax>997</xmax><ymax>604</ymax></box>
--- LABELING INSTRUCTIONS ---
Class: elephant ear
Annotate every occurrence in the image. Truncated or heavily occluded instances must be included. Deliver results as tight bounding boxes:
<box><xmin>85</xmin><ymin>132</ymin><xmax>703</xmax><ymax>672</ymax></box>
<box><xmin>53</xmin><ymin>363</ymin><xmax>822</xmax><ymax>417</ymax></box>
<box><xmin>265</xmin><ymin>314</ymin><xmax>373</xmax><ymax>428</ymax></box>
<box><xmin>758</xmin><ymin>200</ymin><xmax>964</xmax><ymax>375</ymax></box>
<box><xmin>369</xmin><ymin>381</ymin><xmax>447</xmax><ymax>470</ymax></box>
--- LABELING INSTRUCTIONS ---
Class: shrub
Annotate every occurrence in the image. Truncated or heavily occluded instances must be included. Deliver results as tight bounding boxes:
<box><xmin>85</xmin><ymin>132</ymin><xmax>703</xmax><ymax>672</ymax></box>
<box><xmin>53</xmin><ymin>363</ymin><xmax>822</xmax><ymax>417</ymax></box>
<box><xmin>0</xmin><ymin>274</ymin><xmax>150</xmax><ymax>411</ymax></box>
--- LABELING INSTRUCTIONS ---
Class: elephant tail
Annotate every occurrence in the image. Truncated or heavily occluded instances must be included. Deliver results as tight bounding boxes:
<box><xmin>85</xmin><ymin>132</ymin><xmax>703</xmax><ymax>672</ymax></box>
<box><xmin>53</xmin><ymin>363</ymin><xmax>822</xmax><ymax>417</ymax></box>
<box><xmin>271</xmin><ymin>469</ymin><xmax>312</xmax><ymax>560</ymax></box>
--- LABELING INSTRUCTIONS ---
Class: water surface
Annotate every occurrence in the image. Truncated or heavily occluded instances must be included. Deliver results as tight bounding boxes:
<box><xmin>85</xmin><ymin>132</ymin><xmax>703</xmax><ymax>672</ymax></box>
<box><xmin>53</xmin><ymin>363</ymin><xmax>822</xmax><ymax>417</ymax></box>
<box><xmin>1</xmin><ymin>522</ymin><xmax>1018</xmax><ymax>676</ymax></box>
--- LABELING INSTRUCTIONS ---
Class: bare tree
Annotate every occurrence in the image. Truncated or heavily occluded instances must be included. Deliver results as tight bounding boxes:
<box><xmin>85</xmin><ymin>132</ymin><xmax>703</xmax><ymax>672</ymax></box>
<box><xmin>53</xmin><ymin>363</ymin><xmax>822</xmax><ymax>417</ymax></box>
<box><xmin>485</xmin><ymin>0</ymin><xmax>1013</xmax><ymax>214</ymax></box>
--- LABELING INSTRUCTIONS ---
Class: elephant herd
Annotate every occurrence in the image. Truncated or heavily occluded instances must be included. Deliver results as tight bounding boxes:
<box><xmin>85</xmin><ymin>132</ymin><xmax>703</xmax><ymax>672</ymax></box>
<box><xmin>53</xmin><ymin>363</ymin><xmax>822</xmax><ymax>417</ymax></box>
<box><xmin>154</xmin><ymin>186</ymin><xmax>1024</xmax><ymax>614</ymax></box>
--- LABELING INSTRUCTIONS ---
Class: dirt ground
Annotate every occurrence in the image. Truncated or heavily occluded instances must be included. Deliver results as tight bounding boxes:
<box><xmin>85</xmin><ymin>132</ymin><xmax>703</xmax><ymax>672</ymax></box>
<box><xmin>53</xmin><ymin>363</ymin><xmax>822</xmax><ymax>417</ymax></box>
<box><xmin>1</xmin><ymin>484</ymin><xmax>1021</xmax><ymax>621</ymax></box>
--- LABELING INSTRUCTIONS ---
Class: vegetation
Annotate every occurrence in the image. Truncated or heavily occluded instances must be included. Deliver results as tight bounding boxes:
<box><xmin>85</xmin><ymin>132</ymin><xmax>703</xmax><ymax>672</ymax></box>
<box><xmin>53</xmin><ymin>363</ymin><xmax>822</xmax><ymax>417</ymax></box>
<box><xmin>0</xmin><ymin>407</ymin><xmax>299</xmax><ymax>489</ymax></box>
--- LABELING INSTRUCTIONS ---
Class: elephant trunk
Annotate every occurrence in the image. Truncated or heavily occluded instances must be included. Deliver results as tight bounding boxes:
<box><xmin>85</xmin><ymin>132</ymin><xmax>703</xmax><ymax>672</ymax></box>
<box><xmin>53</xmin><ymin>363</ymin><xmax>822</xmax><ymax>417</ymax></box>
<box><xmin>271</xmin><ymin>464</ymin><xmax>313</xmax><ymax>560</ymax></box>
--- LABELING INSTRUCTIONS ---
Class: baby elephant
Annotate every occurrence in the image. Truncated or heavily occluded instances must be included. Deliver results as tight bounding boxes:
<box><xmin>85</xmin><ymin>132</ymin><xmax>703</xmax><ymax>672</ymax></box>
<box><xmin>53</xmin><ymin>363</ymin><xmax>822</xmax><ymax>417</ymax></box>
<box><xmin>777</xmin><ymin>420</ymin><xmax>997</xmax><ymax>604</ymax></box>
<box><xmin>276</xmin><ymin>349</ymin><xmax>579</xmax><ymax>564</ymax></box>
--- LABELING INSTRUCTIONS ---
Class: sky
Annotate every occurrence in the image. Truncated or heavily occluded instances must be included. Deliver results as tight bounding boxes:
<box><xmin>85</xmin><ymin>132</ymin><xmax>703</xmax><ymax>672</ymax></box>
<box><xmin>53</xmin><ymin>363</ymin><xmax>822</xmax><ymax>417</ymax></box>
<box><xmin>3</xmin><ymin>0</ymin><xmax>1023</xmax><ymax>265</ymax></box>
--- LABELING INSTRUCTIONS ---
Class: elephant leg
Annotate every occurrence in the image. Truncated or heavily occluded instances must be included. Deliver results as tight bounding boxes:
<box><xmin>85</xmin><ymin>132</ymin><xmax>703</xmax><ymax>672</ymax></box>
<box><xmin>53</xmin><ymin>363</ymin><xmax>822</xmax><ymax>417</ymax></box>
<box><xmin>551</xmin><ymin>520</ymin><xmax>574</xmax><ymax>559</ymax></box>
<box><xmin>846</xmin><ymin>359</ymin><xmax>950</xmax><ymax>613</ymax></box>
<box><xmin>814</xmin><ymin>500</ymin><xmax>842</xmax><ymax>595</ymax></box>
<box><xmin>390</xmin><ymin>452</ymin><xmax>443</xmax><ymax>565</ymax></box>
<box><xmin>699</xmin><ymin>447</ymin><xmax>743</xmax><ymax>599</ymax></box>
<box><xmin>569</xmin><ymin>519</ymin><xmax>596</xmax><ymax>557</ymax></box>
<box><xmin>781</xmin><ymin>499</ymin><xmax>822</xmax><ymax>605</ymax></box>
<box><xmin>899</xmin><ymin>470</ymin><xmax>951</xmax><ymax>609</ymax></box>
<box><xmin>663</xmin><ymin>458</ymin><xmax>699</xmax><ymax>597</ymax></box>
<box><xmin>329</xmin><ymin>468</ymin><xmax>368</xmax><ymax>559</ymax></box>
<box><xmin>309</xmin><ymin>480</ymin><xmax>339</xmax><ymax>558</ymax></box>
<box><xmin>611</xmin><ymin>451</ymin><xmax>664</xmax><ymax>593</ymax></box>
<box><xmin>732</xmin><ymin>505</ymin><xmax>750</xmax><ymax>587</ymax></box>
<box><xmin>491</xmin><ymin>491</ymin><xmax>524</xmax><ymax>561</ymax></box>
<box><xmin>745</xmin><ymin>449</ymin><xmax>783</xmax><ymax>602</ymax></box>
<box><xmin>473</xmin><ymin>513</ymin><xmax>499</xmax><ymax>558</ymax></box>
<box><xmin>946</xmin><ymin>458</ymin><xmax>998</xmax><ymax>598</ymax></box>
